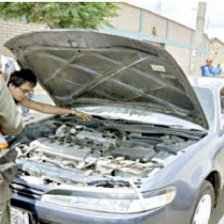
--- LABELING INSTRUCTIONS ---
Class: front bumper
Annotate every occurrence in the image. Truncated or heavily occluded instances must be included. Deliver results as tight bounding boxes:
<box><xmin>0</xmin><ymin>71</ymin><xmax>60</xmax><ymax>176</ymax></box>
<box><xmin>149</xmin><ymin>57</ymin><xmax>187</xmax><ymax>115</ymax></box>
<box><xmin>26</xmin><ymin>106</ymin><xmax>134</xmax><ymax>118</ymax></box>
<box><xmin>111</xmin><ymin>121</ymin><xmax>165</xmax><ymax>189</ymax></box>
<box><xmin>12</xmin><ymin>193</ymin><xmax>169</xmax><ymax>224</ymax></box>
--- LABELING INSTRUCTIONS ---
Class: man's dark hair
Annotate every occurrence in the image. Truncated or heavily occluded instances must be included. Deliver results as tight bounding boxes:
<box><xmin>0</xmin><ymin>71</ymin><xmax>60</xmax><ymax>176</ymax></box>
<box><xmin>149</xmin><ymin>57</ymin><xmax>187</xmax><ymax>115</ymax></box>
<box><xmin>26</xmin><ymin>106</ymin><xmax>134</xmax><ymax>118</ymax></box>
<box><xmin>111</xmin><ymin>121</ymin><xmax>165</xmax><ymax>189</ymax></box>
<box><xmin>8</xmin><ymin>69</ymin><xmax>37</xmax><ymax>87</ymax></box>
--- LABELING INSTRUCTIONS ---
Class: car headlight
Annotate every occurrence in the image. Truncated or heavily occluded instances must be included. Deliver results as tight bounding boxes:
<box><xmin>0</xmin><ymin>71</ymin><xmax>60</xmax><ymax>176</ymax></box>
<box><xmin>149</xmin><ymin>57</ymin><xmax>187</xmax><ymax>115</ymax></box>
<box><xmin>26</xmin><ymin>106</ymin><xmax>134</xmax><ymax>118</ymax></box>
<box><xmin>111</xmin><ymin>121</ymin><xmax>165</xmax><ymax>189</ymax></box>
<box><xmin>41</xmin><ymin>186</ymin><xmax>176</xmax><ymax>213</ymax></box>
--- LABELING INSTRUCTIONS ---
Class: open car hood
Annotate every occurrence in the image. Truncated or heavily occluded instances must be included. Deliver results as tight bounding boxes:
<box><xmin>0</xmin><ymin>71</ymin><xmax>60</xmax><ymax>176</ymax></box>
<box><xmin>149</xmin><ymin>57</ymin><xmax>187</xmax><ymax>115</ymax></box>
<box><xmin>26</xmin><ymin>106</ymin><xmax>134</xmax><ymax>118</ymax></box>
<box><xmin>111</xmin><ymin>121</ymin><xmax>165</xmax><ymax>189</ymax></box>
<box><xmin>5</xmin><ymin>29</ymin><xmax>208</xmax><ymax>129</ymax></box>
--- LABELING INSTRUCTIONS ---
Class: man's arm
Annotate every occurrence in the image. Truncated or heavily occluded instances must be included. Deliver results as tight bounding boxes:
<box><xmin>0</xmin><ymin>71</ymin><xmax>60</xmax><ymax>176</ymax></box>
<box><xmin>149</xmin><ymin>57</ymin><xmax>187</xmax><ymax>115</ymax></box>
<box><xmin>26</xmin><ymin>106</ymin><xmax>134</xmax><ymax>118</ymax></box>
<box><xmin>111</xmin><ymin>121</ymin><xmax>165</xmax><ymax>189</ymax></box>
<box><xmin>21</xmin><ymin>99</ymin><xmax>92</xmax><ymax>121</ymax></box>
<box><xmin>0</xmin><ymin>77</ymin><xmax>24</xmax><ymax>135</ymax></box>
<box><xmin>204</xmin><ymin>66</ymin><xmax>214</xmax><ymax>77</ymax></box>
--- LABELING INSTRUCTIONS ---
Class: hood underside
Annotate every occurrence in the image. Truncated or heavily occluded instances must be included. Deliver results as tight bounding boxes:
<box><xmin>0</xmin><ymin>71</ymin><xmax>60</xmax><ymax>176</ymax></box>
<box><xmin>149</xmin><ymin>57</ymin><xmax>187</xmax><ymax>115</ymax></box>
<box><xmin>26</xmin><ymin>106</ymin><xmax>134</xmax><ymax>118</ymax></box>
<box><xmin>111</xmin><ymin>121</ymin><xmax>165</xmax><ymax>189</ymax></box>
<box><xmin>5</xmin><ymin>29</ymin><xmax>208</xmax><ymax>129</ymax></box>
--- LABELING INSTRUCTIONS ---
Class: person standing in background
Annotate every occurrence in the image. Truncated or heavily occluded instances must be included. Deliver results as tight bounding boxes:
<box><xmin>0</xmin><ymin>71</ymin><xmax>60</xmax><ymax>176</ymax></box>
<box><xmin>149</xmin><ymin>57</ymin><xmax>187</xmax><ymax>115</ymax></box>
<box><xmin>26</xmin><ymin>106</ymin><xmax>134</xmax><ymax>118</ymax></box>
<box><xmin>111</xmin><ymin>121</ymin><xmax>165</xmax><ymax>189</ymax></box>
<box><xmin>214</xmin><ymin>64</ymin><xmax>223</xmax><ymax>77</ymax></box>
<box><xmin>201</xmin><ymin>58</ymin><xmax>214</xmax><ymax>77</ymax></box>
<box><xmin>1</xmin><ymin>56</ymin><xmax>20</xmax><ymax>82</ymax></box>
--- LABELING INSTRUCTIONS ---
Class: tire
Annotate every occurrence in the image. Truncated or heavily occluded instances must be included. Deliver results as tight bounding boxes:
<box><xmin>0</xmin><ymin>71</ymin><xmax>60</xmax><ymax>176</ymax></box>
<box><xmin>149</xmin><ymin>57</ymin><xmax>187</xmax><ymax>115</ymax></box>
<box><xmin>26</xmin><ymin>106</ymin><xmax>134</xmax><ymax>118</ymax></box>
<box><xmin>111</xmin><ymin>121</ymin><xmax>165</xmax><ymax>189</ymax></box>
<box><xmin>191</xmin><ymin>181</ymin><xmax>215</xmax><ymax>224</ymax></box>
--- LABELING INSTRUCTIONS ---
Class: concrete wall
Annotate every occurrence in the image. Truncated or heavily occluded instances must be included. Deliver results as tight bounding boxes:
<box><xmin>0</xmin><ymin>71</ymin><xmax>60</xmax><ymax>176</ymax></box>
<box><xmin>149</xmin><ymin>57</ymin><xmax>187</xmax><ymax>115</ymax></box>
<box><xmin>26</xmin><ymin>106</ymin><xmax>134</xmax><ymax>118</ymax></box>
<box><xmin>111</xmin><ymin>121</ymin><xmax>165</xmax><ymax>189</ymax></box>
<box><xmin>143</xmin><ymin>11</ymin><xmax>167</xmax><ymax>37</ymax></box>
<box><xmin>106</xmin><ymin>3</ymin><xmax>211</xmax><ymax>75</ymax></box>
<box><xmin>110</xmin><ymin>4</ymin><xmax>141</xmax><ymax>32</ymax></box>
<box><xmin>168</xmin><ymin>22</ymin><xmax>192</xmax><ymax>44</ymax></box>
<box><xmin>166</xmin><ymin>45</ymin><xmax>191</xmax><ymax>74</ymax></box>
<box><xmin>210</xmin><ymin>38</ymin><xmax>224</xmax><ymax>66</ymax></box>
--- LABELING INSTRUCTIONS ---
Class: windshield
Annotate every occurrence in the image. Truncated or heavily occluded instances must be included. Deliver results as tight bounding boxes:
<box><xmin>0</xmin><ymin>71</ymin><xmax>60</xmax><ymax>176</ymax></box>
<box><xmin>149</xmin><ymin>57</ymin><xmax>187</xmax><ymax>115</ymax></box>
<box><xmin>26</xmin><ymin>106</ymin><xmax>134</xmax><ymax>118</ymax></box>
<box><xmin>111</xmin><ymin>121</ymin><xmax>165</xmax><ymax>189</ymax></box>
<box><xmin>77</xmin><ymin>106</ymin><xmax>205</xmax><ymax>130</ymax></box>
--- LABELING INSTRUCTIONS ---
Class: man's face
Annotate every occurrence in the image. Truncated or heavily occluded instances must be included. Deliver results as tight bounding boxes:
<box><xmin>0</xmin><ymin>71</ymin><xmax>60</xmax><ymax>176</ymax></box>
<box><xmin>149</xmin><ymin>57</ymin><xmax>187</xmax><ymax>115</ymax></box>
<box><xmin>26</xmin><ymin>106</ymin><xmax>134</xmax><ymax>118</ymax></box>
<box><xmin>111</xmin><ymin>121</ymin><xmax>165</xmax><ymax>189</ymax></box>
<box><xmin>9</xmin><ymin>82</ymin><xmax>33</xmax><ymax>102</ymax></box>
<box><xmin>207</xmin><ymin>60</ymin><xmax>213</xmax><ymax>66</ymax></box>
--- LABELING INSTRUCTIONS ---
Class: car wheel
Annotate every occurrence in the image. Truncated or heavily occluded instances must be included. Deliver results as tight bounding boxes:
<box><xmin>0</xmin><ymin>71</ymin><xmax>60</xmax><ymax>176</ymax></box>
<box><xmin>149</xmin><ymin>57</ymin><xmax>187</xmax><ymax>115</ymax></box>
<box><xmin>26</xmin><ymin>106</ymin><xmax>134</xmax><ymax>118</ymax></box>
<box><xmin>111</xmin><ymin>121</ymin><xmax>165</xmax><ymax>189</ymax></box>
<box><xmin>191</xmin><ymin>181</ymin><xmax>215</xmax><ymax>224</ymax></box>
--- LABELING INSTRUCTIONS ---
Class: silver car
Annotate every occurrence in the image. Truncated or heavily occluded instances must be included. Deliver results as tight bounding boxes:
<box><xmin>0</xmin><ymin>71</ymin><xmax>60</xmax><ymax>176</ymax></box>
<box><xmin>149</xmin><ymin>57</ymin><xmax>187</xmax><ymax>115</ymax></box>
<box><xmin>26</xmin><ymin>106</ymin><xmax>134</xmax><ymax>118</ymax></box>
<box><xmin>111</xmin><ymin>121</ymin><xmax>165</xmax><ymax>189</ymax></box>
<box><xmin>5</xmin><ymin>30</ymin><xmax>224</xmax><ymax>224</ymax></box>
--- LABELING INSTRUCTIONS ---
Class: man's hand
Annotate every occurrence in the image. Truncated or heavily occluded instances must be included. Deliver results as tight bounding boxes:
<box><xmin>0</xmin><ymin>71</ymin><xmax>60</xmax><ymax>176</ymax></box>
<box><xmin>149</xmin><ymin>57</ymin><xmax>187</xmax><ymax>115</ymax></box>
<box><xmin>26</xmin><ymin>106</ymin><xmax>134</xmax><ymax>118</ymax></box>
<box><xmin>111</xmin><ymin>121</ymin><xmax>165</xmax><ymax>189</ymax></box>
<box><xmin>74</xmin><ymin>111</ymin><xmax>92</xmax><ymax>122</ymax></box>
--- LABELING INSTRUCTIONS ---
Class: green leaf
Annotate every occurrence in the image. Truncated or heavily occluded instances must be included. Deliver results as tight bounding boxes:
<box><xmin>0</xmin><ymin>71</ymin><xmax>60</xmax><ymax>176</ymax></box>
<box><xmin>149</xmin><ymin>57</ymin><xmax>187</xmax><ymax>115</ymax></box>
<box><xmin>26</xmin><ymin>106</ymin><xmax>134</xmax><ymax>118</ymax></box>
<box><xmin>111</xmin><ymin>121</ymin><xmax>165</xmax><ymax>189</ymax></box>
<box><xmin>0</xmin><ymin>2</ymin><xmax>118</xmax><ymax>28</ymax></box>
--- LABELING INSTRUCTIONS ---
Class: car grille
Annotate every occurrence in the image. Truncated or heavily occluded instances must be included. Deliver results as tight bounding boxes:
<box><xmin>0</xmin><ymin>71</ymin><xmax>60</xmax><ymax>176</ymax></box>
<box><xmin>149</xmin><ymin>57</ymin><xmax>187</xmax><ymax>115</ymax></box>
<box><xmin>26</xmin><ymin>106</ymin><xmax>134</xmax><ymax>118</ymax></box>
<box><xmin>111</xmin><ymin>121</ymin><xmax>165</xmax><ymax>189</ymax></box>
<box><xmin>10</xmin><ymin>181</ymin><xmax>45</xmax><ymax>200</ymax></box>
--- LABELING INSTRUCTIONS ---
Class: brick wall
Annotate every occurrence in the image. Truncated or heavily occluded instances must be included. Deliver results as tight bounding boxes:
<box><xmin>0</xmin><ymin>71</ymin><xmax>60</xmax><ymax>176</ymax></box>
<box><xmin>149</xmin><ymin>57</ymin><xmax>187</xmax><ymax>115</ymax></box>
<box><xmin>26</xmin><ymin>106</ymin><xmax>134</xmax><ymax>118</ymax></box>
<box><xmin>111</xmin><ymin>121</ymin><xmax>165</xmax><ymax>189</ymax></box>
<box><xmin>168</xmin><ymin>22</ymin><xmax>193</xmax><ymax>44</ymax></box>
<box><xmin>0</xmin><ymin>19</ymin><xmax>46</xmax><ymax>58</ymax></box>
<box><xmin>110</xmin><ymin>4</ymin><xmax>141</xmax><ymax>32</ymax></box>
<box><xmin>143</xmin><ymin>11</ymin><xmax>167</xmax><ymax>38</ymax></box>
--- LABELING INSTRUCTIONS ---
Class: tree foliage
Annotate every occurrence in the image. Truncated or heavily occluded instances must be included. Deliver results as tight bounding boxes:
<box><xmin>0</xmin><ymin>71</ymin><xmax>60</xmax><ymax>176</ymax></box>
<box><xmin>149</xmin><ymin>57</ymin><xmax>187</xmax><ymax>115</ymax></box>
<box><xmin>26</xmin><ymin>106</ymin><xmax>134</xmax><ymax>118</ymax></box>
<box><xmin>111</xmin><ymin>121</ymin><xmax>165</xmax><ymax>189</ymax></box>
<box><xmin>0</xmin><ymin>2</ymin><xmax>118</xmax><ymax>29</ymax></box>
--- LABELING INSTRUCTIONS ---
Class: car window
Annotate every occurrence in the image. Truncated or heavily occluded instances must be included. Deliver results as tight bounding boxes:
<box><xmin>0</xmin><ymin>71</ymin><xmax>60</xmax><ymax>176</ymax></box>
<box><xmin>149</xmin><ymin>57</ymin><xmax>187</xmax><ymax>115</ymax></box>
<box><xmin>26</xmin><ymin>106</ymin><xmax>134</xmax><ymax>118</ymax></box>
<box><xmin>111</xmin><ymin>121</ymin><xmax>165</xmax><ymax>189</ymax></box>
<box><xmin>193</xmin><ymin>86</ymin><xmax>214</xmax><ymax>128</ymax></box>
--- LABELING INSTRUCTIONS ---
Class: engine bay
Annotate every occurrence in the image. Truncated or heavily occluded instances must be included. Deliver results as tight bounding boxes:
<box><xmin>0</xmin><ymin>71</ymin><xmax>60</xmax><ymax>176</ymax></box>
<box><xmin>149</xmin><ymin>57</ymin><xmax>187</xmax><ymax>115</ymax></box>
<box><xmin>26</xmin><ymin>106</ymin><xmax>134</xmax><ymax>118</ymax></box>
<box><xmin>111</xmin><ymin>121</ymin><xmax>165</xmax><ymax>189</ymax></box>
<box><xmin>13</xmin><ymin>114</ymin><xmax>202</xmax><ymax>188</ymax></box>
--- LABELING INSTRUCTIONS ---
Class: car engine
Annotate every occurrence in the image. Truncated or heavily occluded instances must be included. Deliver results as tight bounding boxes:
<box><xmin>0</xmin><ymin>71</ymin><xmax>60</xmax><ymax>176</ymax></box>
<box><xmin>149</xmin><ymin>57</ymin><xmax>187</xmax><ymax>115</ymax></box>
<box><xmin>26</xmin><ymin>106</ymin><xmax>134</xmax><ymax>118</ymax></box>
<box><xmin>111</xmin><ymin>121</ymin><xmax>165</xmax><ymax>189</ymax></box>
<box><xmin>13</xmin><ymin>115</ymin><xmax>200</xmax><ymax>188</ymax></box>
